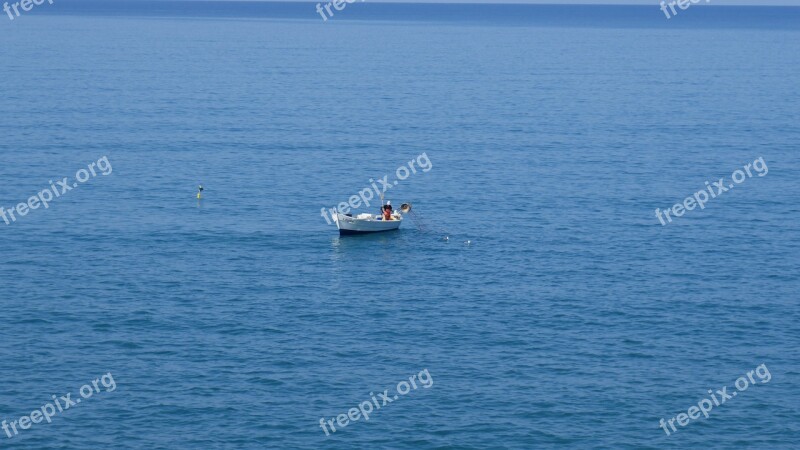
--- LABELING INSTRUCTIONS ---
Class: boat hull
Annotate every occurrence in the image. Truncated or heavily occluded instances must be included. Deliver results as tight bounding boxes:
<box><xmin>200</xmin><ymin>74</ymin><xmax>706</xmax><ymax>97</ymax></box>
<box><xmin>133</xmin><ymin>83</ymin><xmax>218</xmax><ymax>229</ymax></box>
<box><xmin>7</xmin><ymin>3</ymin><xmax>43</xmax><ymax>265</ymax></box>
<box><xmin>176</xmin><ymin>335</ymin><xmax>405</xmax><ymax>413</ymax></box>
<box><xmin>338</xmin><ymin>228</ymin><xmax>398</xmax><ymax>235</ymax></box>
<box><xmin>334</xmin><ymin>213</ymin><xmax>402</xmax><ymax>235</ymax></box>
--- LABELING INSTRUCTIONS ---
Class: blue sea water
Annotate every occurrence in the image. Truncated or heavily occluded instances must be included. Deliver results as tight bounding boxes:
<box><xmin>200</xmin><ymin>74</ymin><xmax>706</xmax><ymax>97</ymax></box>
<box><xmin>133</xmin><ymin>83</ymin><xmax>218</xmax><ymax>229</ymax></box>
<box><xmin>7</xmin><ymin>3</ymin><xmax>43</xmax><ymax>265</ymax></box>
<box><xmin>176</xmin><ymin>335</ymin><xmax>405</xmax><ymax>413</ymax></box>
<box><xmin>1</xmin><ymin>2</ymin><xmax>799</xmax><ymax>449</ymax></box>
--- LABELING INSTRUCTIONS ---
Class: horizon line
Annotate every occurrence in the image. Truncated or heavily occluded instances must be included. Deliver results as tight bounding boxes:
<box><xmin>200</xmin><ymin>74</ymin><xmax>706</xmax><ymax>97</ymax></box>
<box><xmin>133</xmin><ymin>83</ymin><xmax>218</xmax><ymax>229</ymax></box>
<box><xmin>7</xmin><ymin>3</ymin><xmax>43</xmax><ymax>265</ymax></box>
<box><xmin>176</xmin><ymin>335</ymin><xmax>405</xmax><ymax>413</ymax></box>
<box><xmin>165</xmin><ymin>0</ymin><xmax>800</xmax><ymax>6</ymax></box>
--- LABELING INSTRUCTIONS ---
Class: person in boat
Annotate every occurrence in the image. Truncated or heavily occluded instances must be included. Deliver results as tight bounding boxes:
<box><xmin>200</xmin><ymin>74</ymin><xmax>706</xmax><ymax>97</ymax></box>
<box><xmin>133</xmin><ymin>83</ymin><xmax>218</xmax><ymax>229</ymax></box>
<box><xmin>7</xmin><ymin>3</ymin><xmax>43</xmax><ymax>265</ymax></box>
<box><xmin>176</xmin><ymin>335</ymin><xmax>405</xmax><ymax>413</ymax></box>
<box><xmin>382</xmin><ymin>204</ymin><xmax>393</xmax><ymax>221</ymax></box>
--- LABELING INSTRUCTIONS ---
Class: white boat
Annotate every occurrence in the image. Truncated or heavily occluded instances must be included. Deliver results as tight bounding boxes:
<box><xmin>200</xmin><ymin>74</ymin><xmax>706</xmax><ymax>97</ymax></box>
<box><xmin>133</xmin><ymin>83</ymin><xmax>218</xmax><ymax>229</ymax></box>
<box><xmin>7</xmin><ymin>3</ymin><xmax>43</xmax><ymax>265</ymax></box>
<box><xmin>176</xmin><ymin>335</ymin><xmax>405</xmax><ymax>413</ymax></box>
<box><xmin>333</xmin><ymin>211</ymin><xmax>403</xmax><ymax>235</ymax></box>
<box><xmin>332</xmin><ymin>202</ymin><xmax>413</xmax><ymax>236</ymax></box>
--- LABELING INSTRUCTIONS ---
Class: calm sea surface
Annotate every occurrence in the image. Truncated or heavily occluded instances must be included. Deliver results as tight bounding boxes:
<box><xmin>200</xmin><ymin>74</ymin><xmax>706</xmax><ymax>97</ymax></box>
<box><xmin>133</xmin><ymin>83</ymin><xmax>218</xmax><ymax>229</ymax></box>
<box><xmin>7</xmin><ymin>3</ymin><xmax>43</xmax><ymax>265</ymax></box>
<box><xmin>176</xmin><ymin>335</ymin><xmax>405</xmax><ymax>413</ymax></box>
<box><xmin>1</xmin><ymin>2</ymin><xmax>799</xmax><ymax>449</ymax></box>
